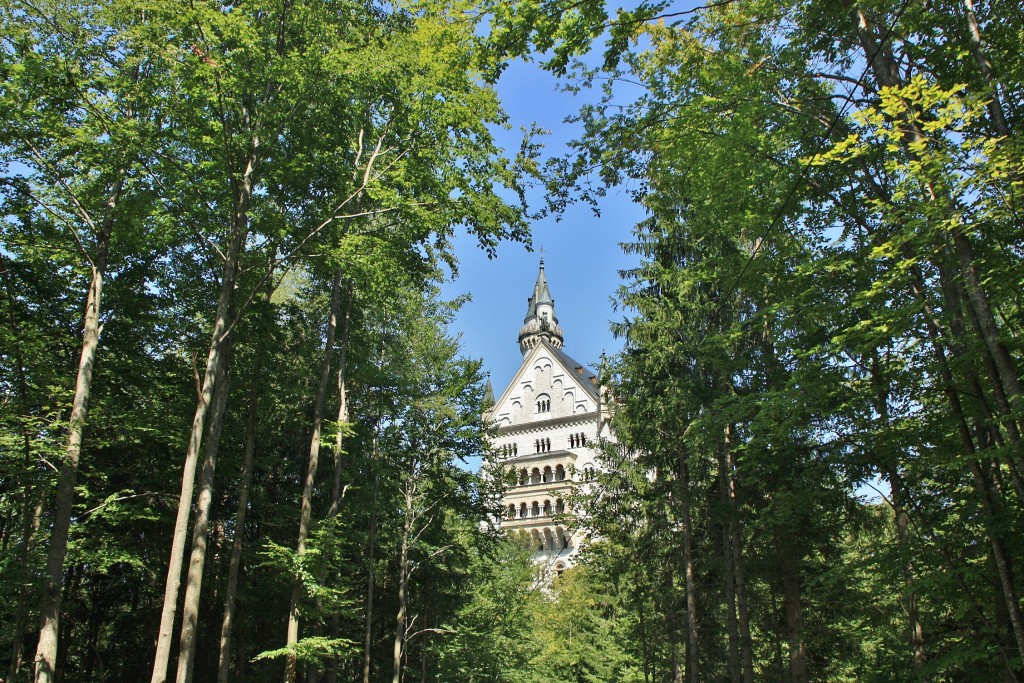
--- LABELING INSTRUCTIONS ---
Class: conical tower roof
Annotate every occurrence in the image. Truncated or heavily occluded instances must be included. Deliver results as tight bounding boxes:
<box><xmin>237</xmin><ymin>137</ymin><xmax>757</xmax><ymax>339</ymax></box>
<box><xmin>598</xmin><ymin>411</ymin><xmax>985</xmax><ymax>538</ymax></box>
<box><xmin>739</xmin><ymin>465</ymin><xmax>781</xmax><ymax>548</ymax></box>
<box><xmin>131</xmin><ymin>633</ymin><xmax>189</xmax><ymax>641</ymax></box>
<box><xmin>482</xmin><ymin>372</ymin><xmax>495</xmax><ymax>405</ymax></box>
<box><xmin>518</xmin><ymin>258</ymin><xmax>563</xmax><ymax>354</ymax></box>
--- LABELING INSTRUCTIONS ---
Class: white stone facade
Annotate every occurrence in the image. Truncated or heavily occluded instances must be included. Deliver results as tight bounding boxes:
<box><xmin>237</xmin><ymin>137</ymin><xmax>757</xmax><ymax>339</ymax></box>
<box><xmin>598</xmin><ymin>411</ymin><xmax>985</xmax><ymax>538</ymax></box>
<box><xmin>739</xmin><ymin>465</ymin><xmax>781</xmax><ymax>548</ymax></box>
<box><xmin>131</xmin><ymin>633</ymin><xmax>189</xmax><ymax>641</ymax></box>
<box><xmin>485</xmin><ymin>261</ymin><xmax>615</xmax><ymax>576</ymax></box>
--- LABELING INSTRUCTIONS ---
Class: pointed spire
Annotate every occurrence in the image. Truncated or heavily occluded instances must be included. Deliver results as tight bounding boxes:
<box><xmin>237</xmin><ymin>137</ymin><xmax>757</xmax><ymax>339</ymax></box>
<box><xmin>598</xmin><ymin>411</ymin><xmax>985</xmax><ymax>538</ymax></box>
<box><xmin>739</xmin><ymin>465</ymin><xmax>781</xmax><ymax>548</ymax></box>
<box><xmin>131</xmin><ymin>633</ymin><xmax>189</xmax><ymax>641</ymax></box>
<box><xmin>518</xmin><ymin>258</ymin><xmax>564</xmax><ymax>354</ymax></box>
<box><xmin>482</xmin><ymin>371</ymin><xmax>495</xmax><ymax>405</ymax></box>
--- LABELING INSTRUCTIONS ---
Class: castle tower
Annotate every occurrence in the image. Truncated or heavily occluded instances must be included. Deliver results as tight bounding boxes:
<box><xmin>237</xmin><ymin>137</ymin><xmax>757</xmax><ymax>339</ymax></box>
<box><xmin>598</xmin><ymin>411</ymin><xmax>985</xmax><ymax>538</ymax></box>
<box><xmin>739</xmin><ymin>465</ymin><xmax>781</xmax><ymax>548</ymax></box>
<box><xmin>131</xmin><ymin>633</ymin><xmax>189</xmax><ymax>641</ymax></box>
<box><xmin>518</xmin><ymin>258</ymin><xmax>564</xmax><ymax>354</ymax></box>
<box><xmin>486</xmin><ymin>260</ymin><xmax>614</xmax><ymax>577</ymax></box>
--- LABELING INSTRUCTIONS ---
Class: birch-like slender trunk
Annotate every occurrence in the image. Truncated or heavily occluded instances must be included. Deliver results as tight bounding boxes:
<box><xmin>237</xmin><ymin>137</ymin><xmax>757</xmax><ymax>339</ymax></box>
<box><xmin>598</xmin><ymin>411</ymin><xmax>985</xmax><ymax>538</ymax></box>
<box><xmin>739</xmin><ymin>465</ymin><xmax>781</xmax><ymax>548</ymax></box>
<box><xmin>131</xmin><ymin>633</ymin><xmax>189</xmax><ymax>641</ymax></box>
<box><xmin>325</xmin><ymin>285</ymin><xmax>352</xmax><ymax>683</ymax></box>
<box><xmin>328</xmin><ymin>284</ymin><xmax>353</xmax><ymax>520</ymax></box>
<box><xmin>217</xmin><ymin>298</ymin><xmax>268</xmax><ymax>683</ymax></box>
<box><xmin>34</xmin><ymin>175</ymin><xmax>124</xmax><ymax>683</ymax></box>
<box><xmin>284</xmin><ymin>268</ymin><xmax>344</xmax><ymax>683</ymax></box>
<box><xmin>151</xmin><ymin>147</ymin><xmax>256</xmax><ymax>683</ymax></box>
<box><xmin>176</xmin><ymin>337</ymin><xmax>234</xmax><ymax>683</ymax></box>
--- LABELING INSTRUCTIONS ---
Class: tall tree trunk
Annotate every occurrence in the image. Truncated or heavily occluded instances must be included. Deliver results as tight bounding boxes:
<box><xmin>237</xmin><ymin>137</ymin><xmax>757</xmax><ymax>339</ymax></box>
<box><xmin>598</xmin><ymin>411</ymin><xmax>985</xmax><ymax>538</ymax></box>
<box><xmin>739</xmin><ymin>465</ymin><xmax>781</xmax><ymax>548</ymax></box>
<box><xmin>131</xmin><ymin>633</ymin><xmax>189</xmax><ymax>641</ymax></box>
<box><xmin>886</xmin><ymin>465</ymin><xmax>928</xmax><ymax>674</ymax></box>
<box><xmin>328</xmin><ymin>283</ymin><xmax>353</xmax><ymax>519</ymax></box>
<box><xmin>724</xmin><ymin>426</ymin><xmax>754</xmax><ymax>683</ymax></box>
<box><xmin>362</xmin><ymin>465</ymin><xmax>381</xmax><ymax>683</ymax></box>
<box><xmin>871</xmin><ymin>352</ymin><xmax>928</xmax><ymax>675</ymax></box>
<box><xmin>969</xmin><ymin>460</ymin><xmax>1024</xmax><ymax>660</ymax></box>
<box><xmin>962</xmin><ymin>0</ymin><xmax>1010</xmax><ymax>137</ymax></box>
<box><xmin>284</xmin><ymin>268</ymin><xmax>344</xmax><ymax>683</ymax></box>
<box><xmin>34</xmin><ymin>174</ymin><xmax>124</xmax><ymax>683</ymax></box>
<box><xmin>677</xmin><ymin>448</ymin><xmax>700</xmax><ymax>683</ymax></box>
<box><xmin>152</xmin><ymin>148</ymin><xmax>255</xmax><ymax>683</ymax></box>
<box><xmin>325</xmin><ymin>284</ymin><xmax>352</xmax><ymax>683</ymax></box>
<box><xmin>392</xmin><ymin>484</ymin><xmax>414</xmax><ymax>683</ymax></box>
<box><xmin>718</xmin><ymin>437</ymin><xmax>741</xmax><ymax>683</ymax></box>
<box><xmin>176</xmin><ymin>337</ymin><xmax>234</xmax><ymax>683</ymax></box>
<box><xmin>853</xmin><ymin>11</ymin><xmax>1024</xmax><ymax>663</ymax></box>
<box><xmin>217</xmin><ymin>307</ymin><xmax>267</xmax><ymax>683</ymax></box>
<box><xmin>853</xmin><ymin>4</ymin><xmax>1024</xmax><ymax>412</ymax></box>
<box><xmin>779</xmin><ymin>550</ymin><xmax>808</xmax><ymax>683</ymax></box>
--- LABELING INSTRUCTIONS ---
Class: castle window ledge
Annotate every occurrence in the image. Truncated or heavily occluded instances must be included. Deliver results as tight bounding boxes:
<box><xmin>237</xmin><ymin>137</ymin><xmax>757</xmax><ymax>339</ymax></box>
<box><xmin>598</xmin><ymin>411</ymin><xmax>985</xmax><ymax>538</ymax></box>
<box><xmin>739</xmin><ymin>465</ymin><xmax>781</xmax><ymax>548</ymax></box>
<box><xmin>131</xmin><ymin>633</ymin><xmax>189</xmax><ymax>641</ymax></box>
<box><xmin>501</xmin><ymin>449</ymin><xmax>576</xmax><ymax>465</ymax></box>
<box><xmin>502</xmin><ymin>514</ymin><xmax>566</xmax><ymax>526</ymax></box>
<box><xmin>511</xmin><ymin>480</ymin><xmax>574</xmax><ymax>491</ymax></box>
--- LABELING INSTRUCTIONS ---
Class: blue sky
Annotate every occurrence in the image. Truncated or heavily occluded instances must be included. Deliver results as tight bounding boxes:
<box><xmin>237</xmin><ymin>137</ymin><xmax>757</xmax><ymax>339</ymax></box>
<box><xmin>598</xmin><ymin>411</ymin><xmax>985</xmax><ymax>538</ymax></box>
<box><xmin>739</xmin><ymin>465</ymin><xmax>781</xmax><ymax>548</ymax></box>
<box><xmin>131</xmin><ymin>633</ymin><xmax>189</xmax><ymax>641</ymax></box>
<box><xmin>441</xmin><ymin>56</ymin><xmax>647</xmax><ymax>395</ymax></box>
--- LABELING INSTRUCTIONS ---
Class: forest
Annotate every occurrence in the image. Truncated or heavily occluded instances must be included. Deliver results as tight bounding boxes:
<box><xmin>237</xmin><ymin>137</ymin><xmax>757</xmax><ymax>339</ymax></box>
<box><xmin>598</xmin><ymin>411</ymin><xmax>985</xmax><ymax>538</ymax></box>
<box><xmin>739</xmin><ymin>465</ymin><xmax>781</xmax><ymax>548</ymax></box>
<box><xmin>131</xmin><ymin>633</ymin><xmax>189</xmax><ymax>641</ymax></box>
<box><xmin>1</xmin><ymin>0</ymin><xmax>1023</xmax><ymax>681</ymax></box>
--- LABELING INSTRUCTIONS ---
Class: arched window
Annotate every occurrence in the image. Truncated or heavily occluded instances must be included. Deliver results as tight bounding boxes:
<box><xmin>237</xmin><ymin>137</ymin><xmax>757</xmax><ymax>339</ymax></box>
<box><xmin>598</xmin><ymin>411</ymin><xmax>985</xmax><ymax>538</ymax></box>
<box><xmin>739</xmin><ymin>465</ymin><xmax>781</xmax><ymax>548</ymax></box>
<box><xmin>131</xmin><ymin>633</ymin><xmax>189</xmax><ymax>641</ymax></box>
<box><xmin>554</xmin><ymin>562</ymin><xmax>566</xmax><ymax>578</ymax></box>
<box><xmin>580</xmin><ymin>433</ymin><xmax>587</xmax><ymax>447</ymax></box>
<box><xmin>543</xmin><ymin>499</ymin><xmax>552</xmax><ymax>516</ymax></box>
<box><xmin>519</xmin><ymin>503</ymin><xmax>527</xmax><ymax>519</ymax></box>
<box><xmin>536</xmin><ymin>394</ymin><xmax>550</xmax><ymax>413</ymax></box>
<box><xmin>507</xmin><ymin>505</ymin><xmax>516</xmax><ymax>519</ymax></box>
<box><xmin>583</xmin><ymin>465</ymin><xmax>595</xmax><ymax>482</ymax></box>
<box><xmin>531</xmin><ymin>467</ymin><xmax>541</xmax><ymax>484</ymax></box>
<box><xmin>531</xmin><ymin>501</ymin><xmax>540</xmax><ymax>517</ymax></box>
<box><xmin>519</xmin><ymin>468</ymin><xmax>527</xmax><ymax>486</ymax></box>
<box><xmin>542</xmin><ymin>466</ymin><xmax>552</xmax><ymax>482</ymax></box>
<box><xmin>555</xmin><ymin>465</ymin><xmax>565</xmax><ymax>481</ymax></box>
<box><xmin>555</xmin><ymin>498</ymin><xmax>564</xmax><ymax>515</ymax></box>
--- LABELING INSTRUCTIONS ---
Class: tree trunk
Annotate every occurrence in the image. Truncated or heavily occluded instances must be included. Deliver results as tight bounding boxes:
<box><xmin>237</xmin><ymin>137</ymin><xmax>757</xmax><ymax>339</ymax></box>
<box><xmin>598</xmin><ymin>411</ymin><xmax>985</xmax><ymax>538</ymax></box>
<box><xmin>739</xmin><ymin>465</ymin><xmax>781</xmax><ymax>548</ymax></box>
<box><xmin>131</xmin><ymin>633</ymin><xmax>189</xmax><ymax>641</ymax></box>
<box><xmin>779</xmin><ymin>551</ymin><xmax>808</xmax><ymax>683</ymax></box>
<box><xmin>284</xmin><ymin>268</ymin><xmax>344</xmax><ymax>683</ymax></box>
<box><xmin>392</xmin><ymin>486</ymin><xmax>413</xmax><ymax>683</ymax></box>
<box><xmin>176</xmin><ymin>337</ymin><xmax>234</xmax><ymax>683</ymax></box>
<box><xmin>962</xmin><ymin>0</ymin><xmax>1010</xmax><ymax>137</ymax></box>
<box><xmin>325</xmin><ymin>284</ymin><xmax>352</xmax><ymax>683</ymax></box>
<box><xmin>217</xmin><ymin>308</ymin><xmax>267</xmax><ymax>683</ymax></box>
<box><xmin>34</xmin><ymin>174</ymin><xmax>124</xmax><ymax>683</ymax></box>
<box><xmin>871</xmin><ymin>352</ymin><xmax>928</xmax><ymax>675</ymax></box>
<box><xmin>362</xmin><ymin>467</ymin><xmax>380</xmax><ymax>683</ymax></box>
<box><xmin>677</xmin><ymin>449</ymin><xmax>700</xmax><ymax>683</ymax></box>
<box><xmin>853</xmin><ymin>4</ymin><xmax>1024</xmax><ymax>414</ymax></box>
<box><xmin>725</xmin><ymin>430</ymin><xmax>754</xmax><ymax>683</ymax></box>
<box><xmin>718</xmin><ymin>438</ymin><xmax>741</xmax><ymax>683</ymax></box>
<box><xmin>886</xmin><ymin>465</ymin><xmax>928</xmax><ymax>674</ymax></box>
<box><xmin>151</xmin><ymin>149</ymin><xmax>255</xmax><ymax>683</ymax></box>
<box><xmin>328</xmin><ymin>283</ymin><xmax>353</xmax><ymax>519</ymax></box>
<box><xmin>969</xmin><ymin>460</ymin><xmax>1024</xmax><ymax>661</ymax></box>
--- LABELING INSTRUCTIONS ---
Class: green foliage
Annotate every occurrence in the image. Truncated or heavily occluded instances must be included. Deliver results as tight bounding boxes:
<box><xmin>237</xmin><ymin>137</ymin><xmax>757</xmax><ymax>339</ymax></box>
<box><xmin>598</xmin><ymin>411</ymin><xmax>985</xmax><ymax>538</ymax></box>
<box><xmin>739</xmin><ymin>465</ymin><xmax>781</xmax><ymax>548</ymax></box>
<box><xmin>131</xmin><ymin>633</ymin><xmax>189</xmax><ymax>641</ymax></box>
<box><xmin>253</xmin><ymin>636</ymin><xmax>359</xmax><ymax>665</ymax></box>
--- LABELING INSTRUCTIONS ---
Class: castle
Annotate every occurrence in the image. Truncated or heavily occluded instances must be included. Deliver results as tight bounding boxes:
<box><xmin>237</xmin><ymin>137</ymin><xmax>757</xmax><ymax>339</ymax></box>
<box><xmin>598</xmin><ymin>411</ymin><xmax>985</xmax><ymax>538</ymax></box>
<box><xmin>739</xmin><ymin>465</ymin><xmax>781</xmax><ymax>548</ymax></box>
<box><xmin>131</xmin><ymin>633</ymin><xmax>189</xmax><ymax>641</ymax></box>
<box><xmin>484</xmin><ymin>260</ymin><xmax>615</xmax><ymax>575</ymax></box>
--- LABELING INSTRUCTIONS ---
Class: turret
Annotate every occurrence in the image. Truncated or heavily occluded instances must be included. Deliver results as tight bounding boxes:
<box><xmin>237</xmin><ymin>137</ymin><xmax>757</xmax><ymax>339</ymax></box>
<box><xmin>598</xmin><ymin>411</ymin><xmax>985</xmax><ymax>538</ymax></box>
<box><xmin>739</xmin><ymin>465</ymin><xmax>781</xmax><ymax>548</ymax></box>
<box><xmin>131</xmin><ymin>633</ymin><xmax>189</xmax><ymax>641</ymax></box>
<box><xmin>518</xmin><ymin>258</ymin><xmax>564</xmax><ymax>354</ymax></box>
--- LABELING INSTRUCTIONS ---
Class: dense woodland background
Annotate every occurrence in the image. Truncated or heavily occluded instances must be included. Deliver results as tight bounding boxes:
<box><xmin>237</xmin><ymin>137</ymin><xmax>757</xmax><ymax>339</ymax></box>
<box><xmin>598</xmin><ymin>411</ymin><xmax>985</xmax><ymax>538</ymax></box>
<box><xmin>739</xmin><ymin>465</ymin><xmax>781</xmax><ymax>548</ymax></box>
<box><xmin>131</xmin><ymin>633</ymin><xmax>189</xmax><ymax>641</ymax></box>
<box><xmin>2</xmin><ymin>0</ymin><xmax>1024</xmax><ymax>681</ymax></box>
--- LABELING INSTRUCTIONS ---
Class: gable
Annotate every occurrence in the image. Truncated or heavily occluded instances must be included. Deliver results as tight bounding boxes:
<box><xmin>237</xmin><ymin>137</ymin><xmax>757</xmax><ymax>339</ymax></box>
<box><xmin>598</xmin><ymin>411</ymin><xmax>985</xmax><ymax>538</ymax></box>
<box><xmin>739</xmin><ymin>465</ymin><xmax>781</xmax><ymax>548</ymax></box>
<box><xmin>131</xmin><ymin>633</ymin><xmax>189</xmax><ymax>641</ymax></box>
<box><xmin>488</xmin><ymin>341</ymin><xmax>600</xmax><ymax>428</ymax></box>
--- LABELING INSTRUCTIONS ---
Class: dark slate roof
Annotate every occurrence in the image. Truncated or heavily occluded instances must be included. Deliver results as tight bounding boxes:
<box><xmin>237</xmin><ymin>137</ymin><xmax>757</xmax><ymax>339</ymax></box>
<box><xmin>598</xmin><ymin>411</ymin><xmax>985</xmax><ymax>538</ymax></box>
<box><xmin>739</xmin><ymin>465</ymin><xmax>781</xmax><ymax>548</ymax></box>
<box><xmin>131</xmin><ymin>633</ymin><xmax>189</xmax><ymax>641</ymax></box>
<box><xmin>546</xmin><ymin>341</ymin><xmax>600</xmax><ymax>400</ymax></box>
